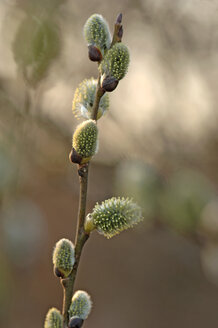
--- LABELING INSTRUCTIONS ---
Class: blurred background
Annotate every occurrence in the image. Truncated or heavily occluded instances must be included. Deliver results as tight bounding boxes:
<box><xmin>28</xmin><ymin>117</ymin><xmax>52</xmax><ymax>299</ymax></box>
<box><xmin>0</xmin><ymin>0</ymin><xmax>218</xmax><ymax>327</ymax></box>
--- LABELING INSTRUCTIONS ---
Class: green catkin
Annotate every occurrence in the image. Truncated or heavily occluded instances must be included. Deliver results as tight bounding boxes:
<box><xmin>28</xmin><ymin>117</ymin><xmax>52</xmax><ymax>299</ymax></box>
<box><xmin>44</xmin><ymin>307</ymin><xmax>63</xmax><ymax>328</ymax></box>
<box><xmin>12</xmin><ymin>16</ymin><xmax>60</xmax><ymax>87</ymax></box>
<box><xmin>69</xmin><ymin>290</ymin><xmax>92</xmax><ymax>320</ymax></box>
<box><xmin>72</xmin><ymin>120</ymin><xmax>98</xmax><ymax>163</ymax></box>
<box><xmin>72</xmin><ymin>78</ymin><xmax>109</xmax><ymax>120</ymax></box>
<box><xmin>99</xmin><ymin>43</ymin><xmax>130</xmax><ymax>81</ymax></box>
<box><xmin>52</xmin><ymin>238</ymin><xmax>75</xmax><ymax>278</ymax></box>
<box><xmin>87</xmin><ymin>197</ymin><xmax>143</xmax><ymax>238</ymax></box>
<box><xmin>83</xmin><ymin>14</ymin><xmax>111</xmax><ymax>56</ymax></box>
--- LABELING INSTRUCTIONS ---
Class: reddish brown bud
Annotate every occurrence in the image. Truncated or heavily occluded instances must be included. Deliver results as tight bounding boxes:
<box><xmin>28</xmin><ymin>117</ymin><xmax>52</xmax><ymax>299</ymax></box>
<box><xmin>101</xmin><ymin>76</ymin><xmax>119</xmax><ymax>92</ymax></box>
<box><xmin>88</xmin><ymin>45</ymin><xmax>102</xmax><ymax>62</ymax></box>
<box><xmin>54</xmin><ymin>267</ymin><xmax>64</xmax><ymax>278</ymax></box>
<box><xmin>116</xmin><ymin>13</ymin><xmax>122</xmax><ymax>24</ymax></box>
<box><xmin>69</xmin><ymin>148</ymin><xmax>82</xmax><ymax>165</ymax></box>
<box><xmin>68</xmin><ymin>316</ymin><xmax>84</xmax><ymax>328</ymax></box>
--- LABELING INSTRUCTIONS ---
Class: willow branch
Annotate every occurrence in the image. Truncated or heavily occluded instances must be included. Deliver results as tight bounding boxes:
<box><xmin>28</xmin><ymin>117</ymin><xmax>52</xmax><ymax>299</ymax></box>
<box><xmin>61</xmin><ymin>13</ymin><xmax>122</xmax><ymax>327</ymax></box>
<box><xmin>61</xmin><ymin>64</ymin><xmax>105</xmax><ymax>328</ymax></box>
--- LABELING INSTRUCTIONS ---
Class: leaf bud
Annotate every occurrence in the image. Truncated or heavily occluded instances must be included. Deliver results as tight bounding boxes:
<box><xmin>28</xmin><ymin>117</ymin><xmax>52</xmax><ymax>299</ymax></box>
<box><xmin>44</xmin><ymin>307</ymin><xmax>63</xmax><ymax>328</ymax></box>
<box><xmin>69</xmin><ymin>290</ymin><xmax>92</xmax><ymax>320</ymax></box>
<box><xmin>84</xmin><ymin>213</ymin><xmax>96</xmax><ymax>234</ymax></box>
<box><xmin>116</xmin><ymin>13</ymin><xmax>123</xmax><ymax>24</ymax></box>
<box><xmin>52</xmin><ymin>238</ymin><xmax>75</xmax><ymax>278</ymax></box>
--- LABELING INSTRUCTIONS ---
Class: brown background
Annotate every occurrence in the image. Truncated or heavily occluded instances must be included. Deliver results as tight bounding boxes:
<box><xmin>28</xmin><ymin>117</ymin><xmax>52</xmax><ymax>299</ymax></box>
<box><xmin>0</xmin><ymin>0</ymin><xmax>218</xmax><ymax>327</ymax></box>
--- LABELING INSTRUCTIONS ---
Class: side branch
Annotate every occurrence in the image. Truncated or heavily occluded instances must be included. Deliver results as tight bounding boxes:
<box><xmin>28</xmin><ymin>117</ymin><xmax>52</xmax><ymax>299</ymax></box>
<box><xmin>111</xmin><ymin>13</ymin><xmax>123</xmax><ymax>47</ymax></box>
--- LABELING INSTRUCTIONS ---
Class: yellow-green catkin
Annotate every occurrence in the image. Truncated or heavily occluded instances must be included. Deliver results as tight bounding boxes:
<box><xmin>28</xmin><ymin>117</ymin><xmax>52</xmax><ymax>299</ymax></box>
<box><xmin>88</xmin><ymin>197</ymin><xmax>143</xmax><ymax>238</ymax></box>
<box><xmin>72</xmin><ymin>120</ymin><xmax>98</xmax><ymax>163</ymax></box>
<box><xmin>72</xmin><ymin>78</ymin><xmax>109</xmax><ymax>120</ymax></box>
<box><xmin>84</xmin><ymin>14</ymin><xmax>111</xmax><ymax>57</ymax></box>
<box><xmin>99</xmin><ymin>43</ymin><xmax>130</xmax><ymax>81</ymax></box>
<box><xmin>44</xmin><ymin>307</ymin><xmax>63</xmax><ymax>328</ymax></box>
<box><xmin>69</xmin><ymin>290</ymin><xmax>92</xmax><ymax>320</ymax></box>
<box><xmin>12</xmin><ymin>16</ymin><xmax>60</xmax><ymax>88</ymax></box>
<box><xmin>52</xmin><ymin>238</ymin><xmax>75</xmax><ymax>278</ymax></box>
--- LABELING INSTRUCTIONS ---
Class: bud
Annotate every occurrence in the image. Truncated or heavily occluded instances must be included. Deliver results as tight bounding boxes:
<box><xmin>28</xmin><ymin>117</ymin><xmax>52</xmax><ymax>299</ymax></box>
<box><xmin>44</xmin><ymin>307</ymin><xmax>63</xmax><ymax>328</ymax></box>
<box><xmin>52</xmin><ymin>238</ymin><xmax>75</xmax><ymax>278</ymax></box>
<box><xmin>72</xmin><ymin>120</ymin><xmax>98</xmax><ymax>164</ymax></box>
<box><xmin>69</xmin><ymin>290</ymin><xmax>92</xmax><ymax>320</ymax></box>
<box><xmin>88</xmin><ymin>45</ymin><xmax>102</xmax><ymax>62</ymax></box>
<box><xmin>117</xmin><ymin>25</ymin><xmax>123</xmax><ymax>40</ymax></box>
<box><xmin>68</xmin><ymin>316</ymin><xmax>84</xmax><ymax>328</ymax></box>
<box><xmin>83</xmin><ymin>14</ymin><xmax>111</xmax><ymax>61</ymax></box>
<box><xmin>116</xmin><ymin>13</ymin><xmax>123</xmax><ymax>24</ymax></box>
<box><xmin>72</xmin><ymin>78</ymin><xmax>109</xmax><ymax>120</ymax></box>
<box><xmin>99</xmin><ymin>43</ymin><xmax>130</xmax><ymax>82</ymax></box>
<box><xmin>101</xmin><ymin>76</ymin><xmax>119</xmax><ymax>92</ymax></box>
<box><xmin>89</xmin><ymin>197</ymin><xmax>143</xmax><ymax>238</ymax></box>
<box><xmin>84</xmin><ymin>213</ymin><xmax>96</xmax><ymax>234</ymax></box>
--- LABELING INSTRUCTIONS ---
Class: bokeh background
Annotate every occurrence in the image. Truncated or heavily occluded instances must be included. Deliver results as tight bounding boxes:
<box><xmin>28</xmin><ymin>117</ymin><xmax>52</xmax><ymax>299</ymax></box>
<box><xmin>1</xmin><ymin>0</ymin><xmax>218</xmax><ymax>327</ymax></box>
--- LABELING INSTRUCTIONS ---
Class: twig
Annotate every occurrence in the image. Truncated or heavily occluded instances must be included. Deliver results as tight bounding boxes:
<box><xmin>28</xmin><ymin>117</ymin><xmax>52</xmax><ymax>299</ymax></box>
<box><xmin>111</xmin><ymin>13</ymin><xmax>123</xmax><ymax>47</ymax></box>
<box><xmin>61</xmin><ymin>164</ymin><xmax>89</xmax><ymax>326</ymax></box>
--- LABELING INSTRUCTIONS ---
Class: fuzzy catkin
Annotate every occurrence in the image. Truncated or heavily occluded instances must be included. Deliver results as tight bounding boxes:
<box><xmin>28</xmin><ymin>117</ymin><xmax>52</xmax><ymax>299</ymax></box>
<box><xmin>72</xmin><ymin>78</ymin><xmax>109</xmax><ymax>120</ymax></box>
<box><xmin>13</xmin><ymin>17</ymin><xmax>60</xmax><ymax>88</ymax></box>
<box><xmin>84</xmin><ymin>14</ymin><xmax>111</xmax><ymax>56</ymax></box>
<box><xmin>72</xmin><ymin>120</ymin><xmax>98</xmax><ymax>162</ymax></box>
<box><xmin>69</xmin><ymin>290</ymin><xmax>92</xmax><ymax>320</ymax></box>
<box><xmin>44</xmin><ymin>308</ymin><xmax>63</xmax><ymax>328</ymax></box>
<box><xmin>89</xmin><ymin>197</ymin><xmax>143</xmax><ymax>238</ymax></box>
<box><xmin>99</xmin><ymin>43</ymin><xmax>130</xmax><ymax>81</ymax></box>
<box><xmin>52</xmin><ymin>238</ymin><xmax>75</xmax><ymax>278</ymax></box>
